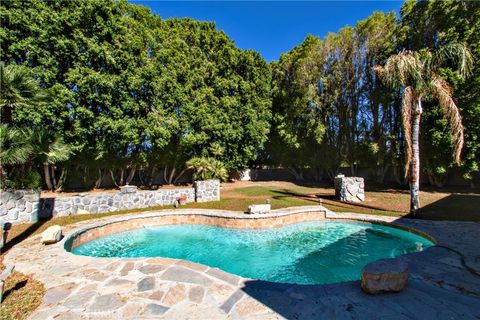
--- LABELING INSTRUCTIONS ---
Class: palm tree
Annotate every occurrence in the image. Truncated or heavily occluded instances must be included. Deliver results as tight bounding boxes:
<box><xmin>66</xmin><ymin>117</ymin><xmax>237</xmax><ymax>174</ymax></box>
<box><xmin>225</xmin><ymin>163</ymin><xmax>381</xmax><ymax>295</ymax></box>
<box><xmin>0</xmin><ymin>124</ymin><xmax>32</xmax><ymax>185</ymax></box>
<box><xmin>375</xmin><ymin>44</ymin><xmax>473</xmax><ymax>215</ymax></box>
<box><xmin>0</xmin><ymin>63</ymin><xmax>43</xmax><ymax>124</ymax></box>
<box><xmin>30</xmin><ymin>129</ymin><xmax>72</xmax><ymax>191</ymax></box>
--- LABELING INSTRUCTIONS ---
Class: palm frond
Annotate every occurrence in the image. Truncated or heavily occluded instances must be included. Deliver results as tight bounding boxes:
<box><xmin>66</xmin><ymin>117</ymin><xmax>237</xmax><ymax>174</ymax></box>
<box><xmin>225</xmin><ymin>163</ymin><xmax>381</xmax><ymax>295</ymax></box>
<box><xmin>430</xmin><ymin>77</ymin><xmax>464</xmax><ymax>164</ymax></box>
<box><xmin>401</xmin><ymin>86</ymin><xmax>414</xmax><ymax>176</ymax></box>
<box><xmin>0</xmin><ymin>63</ymin><xmax>44</xmax><ymax>111</ymax></box>
<box><xmin>432</xmin><ymin>43</ymin><xmax>473</xmax><ymax>79</ymax></box>
<box><xmin>374</xmin><ymin>50</ymin><xmax>423</xmax><ymax>88</ymax></box>
<box><xmin>0</xmin><ymin>124</ymin><xmax>33</xmax><ymax>165</ymax></box>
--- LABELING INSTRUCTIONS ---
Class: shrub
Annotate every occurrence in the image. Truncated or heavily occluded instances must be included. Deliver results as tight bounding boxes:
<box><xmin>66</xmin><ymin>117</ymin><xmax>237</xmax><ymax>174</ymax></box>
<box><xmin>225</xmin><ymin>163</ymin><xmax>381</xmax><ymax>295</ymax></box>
<box><xmin>186</xmin><ymin>157</ymin><xmax>228</xmax><ymax>182</ymax></box>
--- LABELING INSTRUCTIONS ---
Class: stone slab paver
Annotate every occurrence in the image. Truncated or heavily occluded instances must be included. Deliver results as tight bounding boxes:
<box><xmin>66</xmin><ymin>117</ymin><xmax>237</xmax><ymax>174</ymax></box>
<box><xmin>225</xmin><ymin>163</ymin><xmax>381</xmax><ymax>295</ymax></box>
<box><xmin>87</xmin><ymin>293</ymin><xmax>125</xmax><ymax>312</ymax></box>
<box><xmin>3</xmin><ymin>207</ymin><xmax>480</xmax><ymax>319</ymax></box>
<box><xmin>137</xmin><ymin>276</ymin><xmax>155</xmax><ymax>292</ymax></box>
<box><xmin>161</xmin><ymin>266</ymin><xmax>213</xmax><ymax>286</ymax></box>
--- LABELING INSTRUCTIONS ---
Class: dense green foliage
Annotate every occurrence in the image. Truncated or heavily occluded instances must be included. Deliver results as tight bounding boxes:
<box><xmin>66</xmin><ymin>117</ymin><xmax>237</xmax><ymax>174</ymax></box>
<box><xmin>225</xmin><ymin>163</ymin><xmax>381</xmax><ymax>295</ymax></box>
<box><xmin>1</xmin><ymin>0</ymin><xmax>478</xmax><ymax>190</ymax></box>
<box><xmin>0</xmin><ymin>0</ymin><xmax>271</xmax><ymax>188</ymax></box>
<box><xmin>269</xmin><ymin>1</ymin><xmax>479</xmax><ymax>186</ymax></box>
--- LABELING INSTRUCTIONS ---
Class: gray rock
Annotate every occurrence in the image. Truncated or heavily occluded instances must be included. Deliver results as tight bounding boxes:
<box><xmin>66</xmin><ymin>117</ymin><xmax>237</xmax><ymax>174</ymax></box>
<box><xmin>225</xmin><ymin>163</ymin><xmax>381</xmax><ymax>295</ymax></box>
<box><xmin>119</xmin><ymin>185</ymin><xmax>137</xmax><ymax>194</ymax></box>
<box><xmin>361</xmin><ymin>258</ymin><xmax>409</xmax><ymax>294</ymax></box>
<box><xmin>41</xmin><ymin>225</ymin><xmax>62</xmax><ymax>244</ymax></box>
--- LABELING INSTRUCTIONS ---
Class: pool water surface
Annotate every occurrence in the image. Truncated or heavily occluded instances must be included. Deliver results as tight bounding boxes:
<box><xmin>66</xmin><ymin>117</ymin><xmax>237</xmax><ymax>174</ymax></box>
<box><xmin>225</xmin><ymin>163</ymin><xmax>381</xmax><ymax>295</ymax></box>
<box><xmin>70</xmin><ymin>221</ymin><xmax>433</xmax><ymax>284</ymax></box>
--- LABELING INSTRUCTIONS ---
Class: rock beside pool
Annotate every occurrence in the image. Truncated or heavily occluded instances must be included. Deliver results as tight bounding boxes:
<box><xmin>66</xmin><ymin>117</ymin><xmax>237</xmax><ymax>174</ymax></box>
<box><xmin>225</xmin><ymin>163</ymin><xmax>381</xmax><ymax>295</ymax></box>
<box><xmin>247</xmin><ymin>204</ymin><xmax>271</xmax><ymax>214</ymax></box>
<box><xmin>361</xmin><ymin>258</ymin><xmax>408</xmax><ymax>294</ymax></box>
<box><xmin>41</xmin><ymin>225</ymin><xmax>63</xmax><ymax>244</ymax></box>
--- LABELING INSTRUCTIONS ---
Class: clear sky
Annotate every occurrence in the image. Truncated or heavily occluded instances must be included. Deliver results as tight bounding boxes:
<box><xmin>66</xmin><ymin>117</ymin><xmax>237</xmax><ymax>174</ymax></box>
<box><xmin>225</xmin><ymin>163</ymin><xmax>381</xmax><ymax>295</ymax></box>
<box><xmin>133</xmin><ymin>1</ymin><xmax>403</xmax><ymax>62</ymax></box>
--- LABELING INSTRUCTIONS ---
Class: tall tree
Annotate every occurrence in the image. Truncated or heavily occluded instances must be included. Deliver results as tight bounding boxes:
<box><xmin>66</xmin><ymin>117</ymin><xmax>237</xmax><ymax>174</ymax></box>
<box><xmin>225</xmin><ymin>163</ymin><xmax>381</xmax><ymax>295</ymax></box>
<box><xmin>375</xmin><ymin>44</ymin><xmax>472</xmax><ymax>214</ymax></box>
<box><xmin>400</xmin><ymin>0</ymin><xmax>480</xmax><ymax>187</ymax></box>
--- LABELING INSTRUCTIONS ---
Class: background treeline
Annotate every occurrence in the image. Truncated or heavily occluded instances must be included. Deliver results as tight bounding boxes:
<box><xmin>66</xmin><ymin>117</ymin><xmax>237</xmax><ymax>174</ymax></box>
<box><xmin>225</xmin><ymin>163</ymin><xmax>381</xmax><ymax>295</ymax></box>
<box><xmin>0</xmin><ymin>0</ymin><xmax>479</xmax><ymax>190</ymax></box>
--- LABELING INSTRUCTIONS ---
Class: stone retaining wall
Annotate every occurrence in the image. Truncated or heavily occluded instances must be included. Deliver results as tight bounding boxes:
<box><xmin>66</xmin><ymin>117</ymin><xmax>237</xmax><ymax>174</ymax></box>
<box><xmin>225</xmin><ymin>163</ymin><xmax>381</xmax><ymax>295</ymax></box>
<box><xmin>194</xmin><ymin>179</ymin><xmax>220</xmax><ymax>202</ymax></box>
<box><xmin>1</xmin><ymin>180</ymin><xmax>220</xmax><ymax>224</ymax></box>
<box><xmin>0</xmin><ymin>190</ymin><xmax>40</xmax><ymax>224</ymax></box>
<box><xmin>40</xmin><ymin>187</ymin><xmax>196</xmax><ymax>218</ymax></box>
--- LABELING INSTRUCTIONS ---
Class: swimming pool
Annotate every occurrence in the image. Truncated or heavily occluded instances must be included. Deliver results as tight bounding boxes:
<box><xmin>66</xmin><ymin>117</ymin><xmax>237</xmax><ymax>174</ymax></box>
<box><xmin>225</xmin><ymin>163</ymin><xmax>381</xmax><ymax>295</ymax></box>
<box><xmin>70</xmin><ymin>221</ymin><xmax>433</xmax><ymax>285</ymax></box>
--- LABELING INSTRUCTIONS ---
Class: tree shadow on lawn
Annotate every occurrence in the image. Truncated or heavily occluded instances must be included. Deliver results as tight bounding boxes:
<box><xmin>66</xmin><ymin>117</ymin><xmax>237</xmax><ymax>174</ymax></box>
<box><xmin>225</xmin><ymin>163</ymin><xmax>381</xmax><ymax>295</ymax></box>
<box><xmin>271</xmin><ymin>189</ymin><xmax>404</xmax><ymax>215</ymax></box>
<box><xmin>1</xmin><ymin>218</ymin><xmax>51</xmax><ymax>254</ymax></box>
<box><xmin>418</xmin><ymin>193</ymin><xmax>480</xmax><ymax>221</ymax></box>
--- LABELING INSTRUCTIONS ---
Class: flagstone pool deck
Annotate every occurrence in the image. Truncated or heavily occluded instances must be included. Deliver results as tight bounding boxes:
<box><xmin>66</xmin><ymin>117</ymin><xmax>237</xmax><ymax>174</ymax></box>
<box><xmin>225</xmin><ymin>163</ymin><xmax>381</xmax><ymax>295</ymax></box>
<box><xmin>4</xmin><ymin>207</ymin><xmax>480</xmax><ymax>319</ymax></box>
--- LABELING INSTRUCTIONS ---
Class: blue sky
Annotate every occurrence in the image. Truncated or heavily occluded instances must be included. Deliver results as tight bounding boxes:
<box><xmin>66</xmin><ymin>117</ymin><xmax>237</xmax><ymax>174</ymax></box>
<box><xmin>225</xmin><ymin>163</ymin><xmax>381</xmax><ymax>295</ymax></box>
<box><xmin>133</xmin><ymin>1</ymin><xmax>403</xmax><ymax>61</ymax></box>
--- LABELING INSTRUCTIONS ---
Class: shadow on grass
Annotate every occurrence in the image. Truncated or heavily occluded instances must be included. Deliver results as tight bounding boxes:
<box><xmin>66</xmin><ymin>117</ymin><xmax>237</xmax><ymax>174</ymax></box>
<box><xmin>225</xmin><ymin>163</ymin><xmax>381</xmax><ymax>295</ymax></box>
<box><xmin>1</xmin><ymin>218</ymin><xmax>51</xmax><ymax>254</ymax></box>
<box><xmin>271</xmin><ymin>189</ymin><xmax>404</xmax><ymax>215</ymax></box>
<box><xmin>418</xmin><ymin>193</ymin><xmax>480</xmax><ymax>221</ymax></box>
<box><xmin>2</xmin><ymin>279</ymin><xmax>27</xmax><ymax>301</ymax></box>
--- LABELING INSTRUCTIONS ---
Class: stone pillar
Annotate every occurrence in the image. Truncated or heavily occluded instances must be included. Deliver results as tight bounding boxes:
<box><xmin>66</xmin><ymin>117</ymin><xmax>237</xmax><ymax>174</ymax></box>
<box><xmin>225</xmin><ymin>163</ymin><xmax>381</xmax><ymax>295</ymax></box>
<box><xmin>334</xmin><ymin>175</ymin><xmax>365</xmax><ymax>202</ymax></box>
<box><xmin>193</xmin><ymin>179</ymin><xmax>220</xmax><ymax>202</ymax></box>
<box><xmin>0</xmin><ymin>189</ymin><xmax>41</xmax><ymax>224</ymax></box>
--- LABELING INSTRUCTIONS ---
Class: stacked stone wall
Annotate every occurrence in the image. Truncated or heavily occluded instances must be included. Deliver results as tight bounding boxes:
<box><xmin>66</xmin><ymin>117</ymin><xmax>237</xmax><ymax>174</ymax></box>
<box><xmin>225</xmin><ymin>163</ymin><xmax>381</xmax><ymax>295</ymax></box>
<box><xmin>0</xmin><ymin>190</ymin><xmax>40</xmax><ymax>224</ymax></box>
<box><xmin>1</xmin><ymin>180</ymin><xmax>220</xmax><ymax>224</ymax></box>
<box><xmin>194</xmin><ymin>180</ymin><xmax>220</xmax><ymax>202</ymax></box>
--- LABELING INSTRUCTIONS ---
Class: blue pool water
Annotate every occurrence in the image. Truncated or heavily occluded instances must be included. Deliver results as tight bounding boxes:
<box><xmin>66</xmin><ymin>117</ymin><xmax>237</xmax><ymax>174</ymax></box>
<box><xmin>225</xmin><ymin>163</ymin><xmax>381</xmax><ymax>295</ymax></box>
<box><xmin>70</xmin><ymin>222</ymin><xmax>433</xmax><ymax>284</ymax></box>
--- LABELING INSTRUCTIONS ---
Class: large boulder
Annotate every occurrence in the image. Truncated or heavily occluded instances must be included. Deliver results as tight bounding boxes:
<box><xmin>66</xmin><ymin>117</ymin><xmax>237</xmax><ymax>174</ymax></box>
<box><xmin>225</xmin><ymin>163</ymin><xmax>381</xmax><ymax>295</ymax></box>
<box><xmin>361</xmin><ymin>258</ymin><xmax>409</xmax><ymax>294</ymax></box>
<box><xmin>41</xmin><ymin>225</ymin><xmax>63</xmax><ymax>244</ymax></box>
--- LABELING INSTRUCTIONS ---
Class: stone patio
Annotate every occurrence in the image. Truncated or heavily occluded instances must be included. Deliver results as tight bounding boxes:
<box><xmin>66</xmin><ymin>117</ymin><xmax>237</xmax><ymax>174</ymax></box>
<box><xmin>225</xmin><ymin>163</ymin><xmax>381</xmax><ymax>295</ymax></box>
<box><xmin>4</xmin><ymin>207</ymin><xmax>480</xmax><ymax>319</ymax></box>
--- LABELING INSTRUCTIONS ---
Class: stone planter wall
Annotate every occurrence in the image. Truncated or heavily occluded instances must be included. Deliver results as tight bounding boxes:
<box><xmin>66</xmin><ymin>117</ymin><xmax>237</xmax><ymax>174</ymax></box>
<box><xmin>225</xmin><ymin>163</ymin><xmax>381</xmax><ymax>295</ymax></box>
<box><xmin>0</xmin><ymin>190</ymin><xmax>40</xmax><ymax>224</ymax></box>
<box><xmin>334</xmin><ymin>176</ymin><xmax>365</xmax><ymax>202</ymax></box>
<box><xmin>1</xmin><ymin>180</ymin><xmax>220</xmax><ymax>224</ymax></box>
<box><xmin>40</xmin><ymin>187</ymin><xmax>196</xmax><ymax>218</ymax></box>
<box><xmin>194</xmin><ymin>179</ymin><xmax>220</xmax><ymax>202</ymax></box>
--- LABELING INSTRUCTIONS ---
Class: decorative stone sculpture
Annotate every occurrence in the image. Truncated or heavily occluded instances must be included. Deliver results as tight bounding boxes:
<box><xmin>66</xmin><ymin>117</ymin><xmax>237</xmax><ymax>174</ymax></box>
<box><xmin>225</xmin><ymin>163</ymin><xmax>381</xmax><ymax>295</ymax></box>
<box><xmin>334</xmin><ymin>175</ymin><xmax>365</xmax><ymax>202</ymax></box>
<box><xmin>361</xmin><ymin>258</ymin><xmax>409</xmax><ymax>294</ymax></box>
<box><xmin>41</xmin><ymin>225</ymin><xmax>63</xmax><ymax>244</ymax></box>
<box><xmin>247</xmin><ymin>204</ymin><xmax>271</xmax><ymax>214</ymax></box>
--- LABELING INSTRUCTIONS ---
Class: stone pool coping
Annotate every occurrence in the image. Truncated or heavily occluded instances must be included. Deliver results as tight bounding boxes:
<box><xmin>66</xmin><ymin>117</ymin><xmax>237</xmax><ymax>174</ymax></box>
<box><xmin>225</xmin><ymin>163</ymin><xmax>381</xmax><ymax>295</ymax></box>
<box><xmin>64</xmin><ymin>206</ymin><xmax>436</xmax><ymax>251</ymax></box>
<box><xmin>4</xmin><ymin>206</ymin><xmax>480</xmax><ymax>319</ymax></box>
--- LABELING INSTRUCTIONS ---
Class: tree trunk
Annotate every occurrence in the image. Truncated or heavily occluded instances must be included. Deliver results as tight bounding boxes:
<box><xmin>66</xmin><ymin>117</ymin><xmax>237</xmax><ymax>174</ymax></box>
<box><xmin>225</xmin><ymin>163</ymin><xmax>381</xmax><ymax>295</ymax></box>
<box><xmin>51</xmin><ymin>166</ymin><xmax>57</xmax><ymax>190</ymax></box>
<box><xmin>173</xmin><ymin>168</ymin><xmax>187</xmax><ymax>185</ymax></box>
<box><xmin>95</xmin><ymin>169</ymin><xmax>104</xmax><ymax>188</ymax></box>
<box><xmin>44</xmin><ymin>165</ymin><xmax>53</xmax><ymax>190</ymax></box>
<box><xmin>149</xmin><ymin>167</ymin><xmax>157</xmax><ymax>186</ymax></box>
<box><xmin>168</xmin><ymin>167</ymin><xmax>176</xmax><ymax>185</ymax></box>
<box><xmin>109</xmin><ymin>170</ymin><xmax>119</xmax><ymax>187</ymax></box>
<box><xmin>55</xmin><ymin>168</ymin><xmax>67</xmax><ymax>192</ymax></box>
<box><xmin>126</xmin><ymin>165</ymin><xmax>136</xmax><ymax>185</ymax></box>
<box><xmin>409</xmin><ymin>99</ymin><xmax>422</xmax><ymax>215</ymax></box>
<box><xmin>163</xmin><ymin>166</ymin><xmax>168</xmax><ymax>184</ymax></box>
<box><xmin>119</xmin><ymin>169</ymin><xmax>125</xmax><ymax>186</ymax></box>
